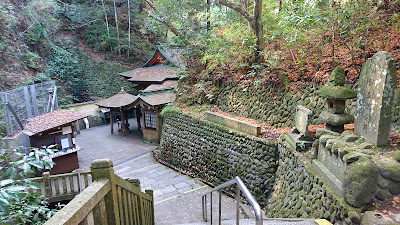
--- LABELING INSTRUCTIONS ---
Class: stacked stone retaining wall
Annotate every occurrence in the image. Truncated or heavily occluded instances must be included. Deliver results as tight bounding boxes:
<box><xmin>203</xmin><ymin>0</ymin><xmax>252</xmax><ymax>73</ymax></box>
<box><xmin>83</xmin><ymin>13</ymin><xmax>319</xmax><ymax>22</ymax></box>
<box><xmin>266</xmin><ymin>134</ymin><xmax>359</xmax><ymax>224</ymax></box>
<box><xmin>158</xmin><ymin>111</ymin><xmax>357</xmax><ymax>224</ymax></box>
<box><xmin>216</xmin><ymin>84</ymin><xmax>400</xmax><ymax>131</ymax></box>
<box><xmin>158</xmin><ymin>111</ymin><xmax>278</xmax><ymax>206</ymax></box>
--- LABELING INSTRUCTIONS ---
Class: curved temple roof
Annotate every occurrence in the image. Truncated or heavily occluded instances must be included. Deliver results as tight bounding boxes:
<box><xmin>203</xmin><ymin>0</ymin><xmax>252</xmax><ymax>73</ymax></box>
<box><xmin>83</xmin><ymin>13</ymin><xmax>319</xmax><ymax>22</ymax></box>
<box><xmin>96</xmin><ymin>88</ymin><xmax>139</xmax><ymax>109</ymax></box>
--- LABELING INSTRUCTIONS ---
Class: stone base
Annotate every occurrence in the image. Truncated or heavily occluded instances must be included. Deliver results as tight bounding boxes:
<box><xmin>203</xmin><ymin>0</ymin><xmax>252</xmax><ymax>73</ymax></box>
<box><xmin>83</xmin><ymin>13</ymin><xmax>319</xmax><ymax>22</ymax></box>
<box><xmin>284</xmin><ymin>132</ymin><xmax>313</xmax><ymax>152</ymax></box>
<box><xmin>312</xmin><ymin>159</ymin><xmax>343</xmax><ymax>196</ymax></box>
<box><xmin>326</xmin><ymin>124</ymin><xmax>344</xmax><ymax>133</ymax></box>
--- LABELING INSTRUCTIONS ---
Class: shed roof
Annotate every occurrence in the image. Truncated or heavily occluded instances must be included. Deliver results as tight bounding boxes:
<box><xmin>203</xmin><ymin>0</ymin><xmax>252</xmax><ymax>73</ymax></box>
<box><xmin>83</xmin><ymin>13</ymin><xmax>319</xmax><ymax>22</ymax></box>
<box><xmin>96</xmin><ymin>88</ymin><xmax>139</xmax><ymax>109</ymax></box>
<box><xmin>142</xmin><ymin>80</ymin><xmax>178</xmax><ymax>93</ymax></box>
<box><xmin>139</xmin><ymin>90</ymin><xmax>176</xmax><ymax>107</ymax></box>
<box><xmin>23</xmin><ymin>110</ymin><xmax>87</xmax><ymax>136</ymax></box>
<box><xmin>120</xmin><ymin>65</ymin><xmax>179</xmax><ymax>83</ymax></box>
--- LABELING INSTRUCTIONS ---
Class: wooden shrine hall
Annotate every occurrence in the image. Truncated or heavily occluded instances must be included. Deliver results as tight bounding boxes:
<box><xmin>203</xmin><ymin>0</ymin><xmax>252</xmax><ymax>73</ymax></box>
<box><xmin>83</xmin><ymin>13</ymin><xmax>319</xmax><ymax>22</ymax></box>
<box><xmin>97</xmin><ymin>45</ymin><xmax>182</xmax><ymax>143</ymax></box>
<box><xmin>96</xmin><ymin>86</ymin><xmax>176</xmax><ymax>143</ymax></box>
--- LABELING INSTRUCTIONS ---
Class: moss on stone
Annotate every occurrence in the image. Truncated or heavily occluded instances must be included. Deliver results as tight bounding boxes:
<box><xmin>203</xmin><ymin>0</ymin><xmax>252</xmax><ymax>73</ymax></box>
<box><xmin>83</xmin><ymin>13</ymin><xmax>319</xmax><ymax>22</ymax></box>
<box><xmin>377</xmin><ymin>157</ymin><xmax>400</xmax><ymax>182</ymax></box>
<box><xmin>389</xmin><ymin>151</ymin><xmax>400</xmax><ymax>162</ymax></box>
<box><xmin>328</xmin><ymin>67</ymin><xmax>346</xmax><ymax>86</ymax></box>
<box><xmin>343</xmin><ymin>157</ymin><xmax>379</xmax><ymax>208</ymax></box>
<box><xmin>319</xmin><ymin>86</ymin><xmax>357</xmax><ymax>99</ymax></box>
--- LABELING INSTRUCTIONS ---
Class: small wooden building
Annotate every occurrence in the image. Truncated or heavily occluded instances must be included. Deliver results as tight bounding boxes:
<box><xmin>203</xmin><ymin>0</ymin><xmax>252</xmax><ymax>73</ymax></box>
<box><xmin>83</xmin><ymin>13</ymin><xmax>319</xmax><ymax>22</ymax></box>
<box><xmin>22</xmin><ymin>109</ymin><xmax>87</xmax><ymax>175</ymax></box>
<box><xmin>107</xmin><ymin>45</ymin><xmax>183</xmax><ymax>143</ymax></box>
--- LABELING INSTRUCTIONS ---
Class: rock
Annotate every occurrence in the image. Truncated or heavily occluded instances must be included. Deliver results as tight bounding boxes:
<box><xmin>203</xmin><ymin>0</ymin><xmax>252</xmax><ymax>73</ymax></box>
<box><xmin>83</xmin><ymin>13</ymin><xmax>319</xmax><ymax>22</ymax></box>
<box><xmin>378</xmin><ymin>178</ymin><xmax>388</xmax><ymax>188</ymax></box>
<box><xmin>361</xmin><ymin>211</ymin><xmax>397</xmax><ymax>225</ymax></box>
<box><xmin>348</xmin><ymin>211</ymin><xmax>361</xmax><ymax>224</ymax></box>
<box><xmin>378</xmin><ymin>157</ymin><xmax>400</xmax><ymax>182</ymax></box>
<box><xmin>389</xmin><ymin>151</ymin><xmax>400</xmax><ymax>162</ymax></box>
<box><xmin>316</xmin><ymin>129</ymin><xmax>340</xmax><ymax>139</ymax></box>
<box><xmin>343</xmin><ymin>152</ymin><xmax>363</xmax><ymax>163</ymax></box>
<box><xmin>342</xmin><ymin>135</ymin><xmax>358</xmax><ymax>142</ymax></box>
<box><xmin>376</xmin><ymin>189</ymin><xmax>392</xmax><ymax>201</ymax></box>
<box><xmin>388</xmin><ymin>181</ymin><xmax>400</xmax><ymax>195</ymax></box>
<box><xmin>359</xmin><ymin>142</ymin><xmax>374</xmax><ymax>149</ymax></box>
<box><xmin>328</xmin><ymin>66</ymin><xmax>346</xmax><ymax>86</ymax></box>
<box><xmin>343</xmin><ymin>157</ymin><xmax>379</xmax><ymax>207</ymax></box>
<box><xmin>319</xmin><ymin>111</ymin><xmax>354</xmax><ymax>126</ymax></box>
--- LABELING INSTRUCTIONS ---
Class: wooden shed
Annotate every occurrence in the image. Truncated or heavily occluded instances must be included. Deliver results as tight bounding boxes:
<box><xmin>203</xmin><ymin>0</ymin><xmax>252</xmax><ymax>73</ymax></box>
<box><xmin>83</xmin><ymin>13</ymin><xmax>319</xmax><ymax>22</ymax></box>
<box><xmin>22</xmin><ymin>109</ymin><xmax>87</xmax><ymax>175</ymax></box>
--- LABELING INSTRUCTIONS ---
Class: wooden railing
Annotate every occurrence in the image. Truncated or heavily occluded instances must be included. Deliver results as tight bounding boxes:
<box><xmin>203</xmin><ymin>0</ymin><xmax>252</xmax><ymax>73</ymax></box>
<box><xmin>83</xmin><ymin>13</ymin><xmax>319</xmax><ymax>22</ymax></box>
<box><xmin>28</xmin><ymin>171</ymin><xmax>92</xmax><ymax>202</ymax></box>
<box><xmin>44</xmin><ymin>159</ymin><xmax>154</xmax><ymax>225</ymax></box>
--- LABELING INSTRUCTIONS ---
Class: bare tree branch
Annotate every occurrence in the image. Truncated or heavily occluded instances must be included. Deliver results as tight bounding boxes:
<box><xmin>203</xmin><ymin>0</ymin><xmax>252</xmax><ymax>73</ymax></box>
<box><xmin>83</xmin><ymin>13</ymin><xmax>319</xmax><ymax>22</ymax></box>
<box><xmin>145</xmin><ymin>0</ymin><xmax>157</xmax><ymax>10</ymax></box>
<box><xmin>218</xmin><ymin>0</ymin><xmax>254</xmax><ymax>23</ymax></box>
<box><xmin>144</xmin><ymin>9</ymin><xmax>180</xmax><ymax>37</ymax></box>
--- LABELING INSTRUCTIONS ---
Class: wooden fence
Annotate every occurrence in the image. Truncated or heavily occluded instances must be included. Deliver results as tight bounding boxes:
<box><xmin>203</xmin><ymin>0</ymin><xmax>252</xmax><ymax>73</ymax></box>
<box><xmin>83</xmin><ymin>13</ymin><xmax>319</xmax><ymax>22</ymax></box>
<box><xmin>28</xmin><ymin>171</ymin><xmax>92</xmax><ymax>203</ymax></box>
<box><xmin>44</xmin><ymin>159</ymin><xmax>154</xmax><ymax>225</ymax></box>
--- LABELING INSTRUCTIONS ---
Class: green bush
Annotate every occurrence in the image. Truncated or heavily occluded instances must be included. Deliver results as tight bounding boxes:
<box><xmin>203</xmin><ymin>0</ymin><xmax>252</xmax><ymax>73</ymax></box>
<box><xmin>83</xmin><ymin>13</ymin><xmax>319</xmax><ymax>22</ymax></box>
<box><xmin>0</xmin><ymin>147</ymin><xmax>59</xmax><ymax>224</ymax></box>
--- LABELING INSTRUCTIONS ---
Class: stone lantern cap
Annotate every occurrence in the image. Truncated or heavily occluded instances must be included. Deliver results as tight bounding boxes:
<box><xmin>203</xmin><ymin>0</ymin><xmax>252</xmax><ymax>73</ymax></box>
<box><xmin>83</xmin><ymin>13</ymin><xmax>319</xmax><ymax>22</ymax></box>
<box><xmin>319</xmin><ymin>86</ymin><xmax>357</xmax><ymax>100</ymax></box>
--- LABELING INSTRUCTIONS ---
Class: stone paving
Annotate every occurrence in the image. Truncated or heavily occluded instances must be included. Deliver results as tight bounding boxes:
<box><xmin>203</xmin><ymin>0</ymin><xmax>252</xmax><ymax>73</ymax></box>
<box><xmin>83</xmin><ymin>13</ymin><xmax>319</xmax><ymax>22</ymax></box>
<box><xmin>75</xmin><ymin>120</ymin><xmax>246</xmax><ymax>224</ymax></box>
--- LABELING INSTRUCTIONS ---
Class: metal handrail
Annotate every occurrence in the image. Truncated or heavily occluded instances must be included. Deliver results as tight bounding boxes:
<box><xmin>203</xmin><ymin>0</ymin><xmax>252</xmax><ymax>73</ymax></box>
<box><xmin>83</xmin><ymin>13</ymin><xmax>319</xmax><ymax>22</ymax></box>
<box><xmin>201</xmin><ymin>176</ymin><xmax>263</xmax><ymax>225</ymax></box>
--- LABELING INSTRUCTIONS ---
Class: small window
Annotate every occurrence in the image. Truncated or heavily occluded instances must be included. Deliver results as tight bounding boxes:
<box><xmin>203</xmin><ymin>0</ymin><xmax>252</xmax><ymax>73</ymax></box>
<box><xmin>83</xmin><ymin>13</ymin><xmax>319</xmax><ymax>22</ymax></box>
<box><xmin>145</xmin><ymin>113</ymin><xmax>157</xmax><ymax>129</ymax></box>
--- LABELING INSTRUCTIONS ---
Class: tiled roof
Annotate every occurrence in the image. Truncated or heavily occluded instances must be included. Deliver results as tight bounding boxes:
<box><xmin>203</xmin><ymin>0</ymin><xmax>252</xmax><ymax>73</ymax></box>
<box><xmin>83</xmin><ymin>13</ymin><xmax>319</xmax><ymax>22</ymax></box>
<box><xmin>120</xmin><ymin>65</ymin><xmax>178</xmax><ymax>83</ymax></box>
<box><xmin>143</xmin><ymin>46</ymin><xmax>185</xmax><ymax>68</ymax></box>
<box><xmin>96</xmin><ymin>88</ymin><xmax>139</xmax><ymax>108</ymax></box>
<box><xmin>142</xmin><ymin>80</ymin><xmax>178</xmax><ymax>93</ymax></box>
<box><xmin>23</xmin><ymin>110</ymin><xmax>87</xmax><ymax>135</ymax></box>
<box><xmin>139</xmin><ymin>90</ymin><xmax>176</xmax><ymax>107</ymax></box>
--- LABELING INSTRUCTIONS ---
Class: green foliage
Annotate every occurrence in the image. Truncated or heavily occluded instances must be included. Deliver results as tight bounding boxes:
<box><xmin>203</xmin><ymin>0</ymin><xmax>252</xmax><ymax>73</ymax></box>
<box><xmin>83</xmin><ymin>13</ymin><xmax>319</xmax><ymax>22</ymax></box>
<box><xmin>26</xmin><ymin>51</ymin><xmax>42</xmax><ymax>70</ymax></box>
<box><xmin>0</xmin><ymin>147</ymin><xmax>58</xmax><ymax>224</ymax></box>
<box><xmin>201</xmin><ymin>23</ymin><xmax>256</xmax><ymax>71</ymax></box>
<box><xmin>24</xmin><ymin>0</ymin><xmax>60</xmax><ymax>45</ymax></box>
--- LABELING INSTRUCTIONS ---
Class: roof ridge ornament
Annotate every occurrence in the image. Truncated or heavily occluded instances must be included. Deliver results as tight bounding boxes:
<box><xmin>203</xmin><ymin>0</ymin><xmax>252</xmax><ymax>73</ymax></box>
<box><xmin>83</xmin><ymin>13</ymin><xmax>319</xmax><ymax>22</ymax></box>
<box><xmin>119</xmin><ymin>87</ymin><xmax>126</xmax><ymax>94</ymax></box>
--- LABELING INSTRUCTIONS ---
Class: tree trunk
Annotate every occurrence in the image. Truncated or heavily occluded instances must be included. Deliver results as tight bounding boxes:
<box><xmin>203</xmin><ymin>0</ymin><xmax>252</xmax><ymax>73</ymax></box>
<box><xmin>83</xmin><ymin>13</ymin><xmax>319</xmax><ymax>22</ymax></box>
<box><xmin>101</xmin><ymin>0</ymin><xmax>110</xmax><ymax>38</ymax></box>
<box><xmin>207</xmin><ymin>0</ymin><xmax>211</xmax><ymax>31</ymax></box>
<box><xmin>128</xmin><ymin>0</ymin><xmax>131</xmax><ymax>58</ymax></box>
<box><xmin>113</xmin><ymin>0</ymin><xmax>121</xmax><ymax>56</ymax></box>
<box><xmin>253</xmin><ymin>0</ymin><xmax>264</xmax><ymax>62</ymax></box>
<box><xmin>218</xmin><ymin>0</ymin><xmax>265</xmax><ymax>62</ymax></box>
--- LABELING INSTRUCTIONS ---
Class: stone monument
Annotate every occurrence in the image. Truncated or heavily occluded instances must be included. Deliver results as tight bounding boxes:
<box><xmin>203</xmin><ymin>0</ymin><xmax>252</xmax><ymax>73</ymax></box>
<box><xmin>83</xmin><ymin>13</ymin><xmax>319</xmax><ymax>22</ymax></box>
<box><xmin>319</xmin><ymin>67</ymin><xmax>357</xmax><ymax>133</ymax></box>
<box><xmin>354</xmin><ymin>51</ymin><xmax>397</xmax><ymax>146</ymax></box>
<box><xmin>293</xmin><ymin>105</ymin><xmax>313</xmax><ymax>141</ymax></box>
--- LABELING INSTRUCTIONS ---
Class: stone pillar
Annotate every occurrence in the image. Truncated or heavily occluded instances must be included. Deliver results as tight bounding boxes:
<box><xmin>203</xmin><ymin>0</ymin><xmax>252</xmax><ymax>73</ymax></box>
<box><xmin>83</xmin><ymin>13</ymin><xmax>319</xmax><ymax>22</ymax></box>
<box><xmin>91</xmin><ymin>159</ymin><xmax>120</xmax><ymax>225</ymax></box>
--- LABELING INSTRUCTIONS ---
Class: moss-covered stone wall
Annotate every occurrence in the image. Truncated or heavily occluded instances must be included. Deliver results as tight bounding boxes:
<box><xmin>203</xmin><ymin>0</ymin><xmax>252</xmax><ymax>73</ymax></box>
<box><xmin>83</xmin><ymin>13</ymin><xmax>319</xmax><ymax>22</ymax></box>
<box><xmin>158</xmin><ymin>110</ymin><xmax>358</xmax><ymax>223</ymax></box>
<box><xmin>216</xmin><ymin>83</ymin><xmax>400</xmax><ymax>131</ymax></box>
<box><xmin>267</xmin><ymin>134</ymin><xmax>359</xmax><ymax>224</ymax></box>
<box><xmin>157</xmin><ymin>111</ymin><xmax>278</xmax><ymax>206</ymax></box>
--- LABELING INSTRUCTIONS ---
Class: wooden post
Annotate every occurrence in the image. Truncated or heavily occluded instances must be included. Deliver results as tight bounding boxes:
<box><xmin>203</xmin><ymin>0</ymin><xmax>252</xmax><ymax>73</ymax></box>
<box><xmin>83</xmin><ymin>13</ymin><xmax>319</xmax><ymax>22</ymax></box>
<box><xmin>91</xmin><ymin>159</ymin><xmax>120</xmax><ymax>225</ymax></box>
<box><xmin>121</xmin><ymin>109</ymin><xmax>126</xmax><ymax>137</ymax></box>
<box><xmin>43</xmin><ymin>172</ymin><xmax>52</xmax><ymax>197</ymax></box>
<box><xmin>128</xmin><ymin>179</ymin><xmax>140</xmax><ymax>188</ymax></box>
<box><xmin>23</xmin><ymin>86</ymin><xmax>33</xmax><ymax>118</ymax></box>
<box><xmin>145</xmin><ymin>190</ymin><xmax>155</xmax><ymax>225</ymax></box>
<box><xmin>0</xmin><ymin>92</ymin><xmax>12</xmax><ymax>136</ymax></box>
<box><xmin>136</xmin><ymin>108</ymin><xmax>141</xmax><ymax>131</ymax></box>
<box><xmin>110</xmin><ymin>110</ymin><xmax>114</xmax><ymax>135</ymax></box>
<box><xmin>30</xmin><ymin>84</ymin><xmax>39</xmax><ymax>116</ymax></box>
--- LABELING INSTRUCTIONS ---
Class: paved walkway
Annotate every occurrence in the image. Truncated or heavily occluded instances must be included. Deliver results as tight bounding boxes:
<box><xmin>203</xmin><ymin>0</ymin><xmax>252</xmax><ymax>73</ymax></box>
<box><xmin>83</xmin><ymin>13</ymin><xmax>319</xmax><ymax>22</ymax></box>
<box><xmin>76</xmin><ymin>119</ymin><xmax>245</xmax><ymax>224</ymax></box>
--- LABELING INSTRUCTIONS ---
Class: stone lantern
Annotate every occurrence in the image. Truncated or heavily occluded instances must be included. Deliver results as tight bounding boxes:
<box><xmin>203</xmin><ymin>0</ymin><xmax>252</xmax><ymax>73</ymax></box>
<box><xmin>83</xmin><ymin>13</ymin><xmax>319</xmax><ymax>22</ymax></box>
<box><xmin>319</xmin><ymin>67</ymin><xmax>357</xmax><ymax>133</ymax></box>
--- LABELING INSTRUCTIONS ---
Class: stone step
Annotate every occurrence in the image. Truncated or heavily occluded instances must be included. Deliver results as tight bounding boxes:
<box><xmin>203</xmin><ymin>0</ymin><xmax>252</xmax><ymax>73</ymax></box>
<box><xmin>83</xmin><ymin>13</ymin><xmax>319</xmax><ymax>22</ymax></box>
<box><xmin>178</xmin><ymin>218</ymin><xmax>326</xmax><ymax>225</ymax></box>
